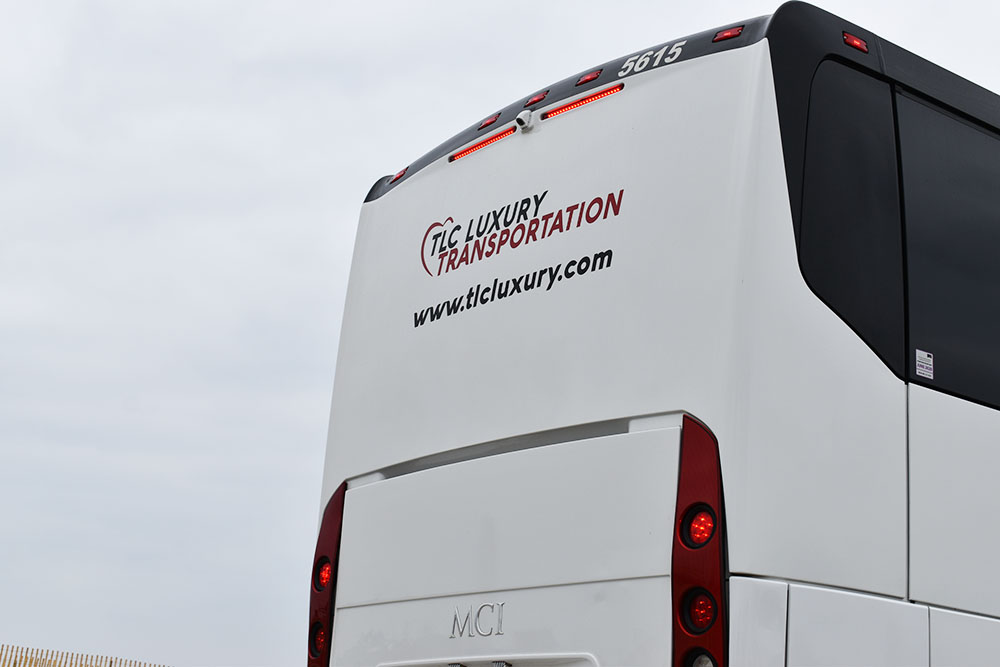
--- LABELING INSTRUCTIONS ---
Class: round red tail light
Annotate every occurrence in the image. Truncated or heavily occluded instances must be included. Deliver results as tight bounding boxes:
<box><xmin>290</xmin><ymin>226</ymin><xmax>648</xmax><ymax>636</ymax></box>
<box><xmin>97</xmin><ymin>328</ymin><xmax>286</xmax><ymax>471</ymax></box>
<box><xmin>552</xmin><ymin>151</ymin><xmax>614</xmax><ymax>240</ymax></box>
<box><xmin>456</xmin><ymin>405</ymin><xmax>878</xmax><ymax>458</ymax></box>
<box><xmin>681</xmin><ymin>506</ymin><xmax>716</xmax><ymax>547</ymax></box>
<box><xmin>682</xmin><ymin>590</ymin><xmax>717</xmax><ymax>634</ymax></box>
<box><xmin>310</xmin><ymin>622</ymin><xmax>327</xmax><ymax>657</ymax></box>
<box><xmin>314</xmin><ymin>557</ymin><xmax>332</xmax><ymax>591</ymax></box>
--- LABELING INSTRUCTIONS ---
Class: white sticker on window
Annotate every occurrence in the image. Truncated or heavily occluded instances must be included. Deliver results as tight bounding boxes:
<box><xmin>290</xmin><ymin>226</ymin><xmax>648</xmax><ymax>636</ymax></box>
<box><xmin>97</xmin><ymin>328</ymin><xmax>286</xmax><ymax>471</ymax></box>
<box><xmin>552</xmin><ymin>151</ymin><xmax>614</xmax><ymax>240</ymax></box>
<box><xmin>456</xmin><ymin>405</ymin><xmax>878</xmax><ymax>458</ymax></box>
<box><xmin>916</xmin><ymin>349</ymin><xmax>934</xmax><ymax>380</ymax></box>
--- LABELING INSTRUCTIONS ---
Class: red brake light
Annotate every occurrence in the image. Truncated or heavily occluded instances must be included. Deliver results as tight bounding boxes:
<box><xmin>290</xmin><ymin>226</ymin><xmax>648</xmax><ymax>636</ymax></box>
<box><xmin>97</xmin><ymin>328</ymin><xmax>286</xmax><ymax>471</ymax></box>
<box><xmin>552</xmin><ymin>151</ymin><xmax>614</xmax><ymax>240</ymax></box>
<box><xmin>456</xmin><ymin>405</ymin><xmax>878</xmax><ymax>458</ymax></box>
<box><xmin>684</xmin><ymin>591</ymin><xmax>717</xmax><ymax>633</ymax></box>
<box><xmin>314</xmin><ymin>559</ymin><xmax>332</xmax><ymax>591</ymax></box>
<box><xmin>478</xmin><ymin>113</ymin><xmax>501</xmax><ymax>130</ymax></box>
<box><xmin>541</xmin><ymin>84</ymin><xmax>624</xmax><ymax>120</ymax></box>
<box><xmin>713</xmin><ymin>26</ymin><xmax>744</xmax><ymax>42</ymax></box>
<box><xmin>683</xmin><ymin>508</ymin><xmax>716</xmax><ymax>547</ymax></box>
<box><xmin>449</xmin><ymin>126</ymin><xmax>516</xmax><ymax>162</ymax></box>
<box><xmin>390</xmin><ymin>167</ymin><xmax>407</xmax><ymax>184</ymax></box>
<box><xmin>524</xmin><ymin>90</ymin><xmax>549</xmax><ymax>107</ymax></box>
<box><xmin>576</xmin><ymin>69</ymin><xmax>602</xmax><ymax>86</ymax></box>
<box><xmin>843</xmin><ymin>32</ymin><xmax>869</xmax><ymax>53</ymax></box>
<box><xmin>310</xmin><ymin>623</ymin><xmax>327</xmax><ymax>657</ymax></box>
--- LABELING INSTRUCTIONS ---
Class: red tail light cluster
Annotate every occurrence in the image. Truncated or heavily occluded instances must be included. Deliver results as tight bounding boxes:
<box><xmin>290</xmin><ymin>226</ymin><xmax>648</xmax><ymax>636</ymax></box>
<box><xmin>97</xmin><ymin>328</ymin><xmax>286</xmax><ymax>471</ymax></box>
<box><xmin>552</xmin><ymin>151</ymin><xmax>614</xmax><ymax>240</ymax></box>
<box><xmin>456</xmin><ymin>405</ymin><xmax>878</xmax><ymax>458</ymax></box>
<box><xmin>308</xmin><ymin>481</ymin><xmax>347</xmax><ymax>667</ymax></box>
<box><xmin>672</xmin><ymin>416</ymin><xmax>726</xmax><ymax>667</ymax></box>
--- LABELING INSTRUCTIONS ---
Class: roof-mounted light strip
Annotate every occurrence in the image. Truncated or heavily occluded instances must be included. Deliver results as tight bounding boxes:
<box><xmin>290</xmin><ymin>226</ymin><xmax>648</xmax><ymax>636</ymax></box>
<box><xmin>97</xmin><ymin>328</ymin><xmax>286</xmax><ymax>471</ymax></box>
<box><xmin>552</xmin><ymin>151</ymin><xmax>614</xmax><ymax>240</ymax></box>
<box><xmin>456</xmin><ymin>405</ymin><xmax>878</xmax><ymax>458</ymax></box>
<box><xmin>449</xmin><ymin>126</ymin><xmax>517</xmax><ymax>162</ymax></box>
<box><xmin>541</xmin><ymin>84</ymin><xmax>624</xmax><ymax>121</ymax></box>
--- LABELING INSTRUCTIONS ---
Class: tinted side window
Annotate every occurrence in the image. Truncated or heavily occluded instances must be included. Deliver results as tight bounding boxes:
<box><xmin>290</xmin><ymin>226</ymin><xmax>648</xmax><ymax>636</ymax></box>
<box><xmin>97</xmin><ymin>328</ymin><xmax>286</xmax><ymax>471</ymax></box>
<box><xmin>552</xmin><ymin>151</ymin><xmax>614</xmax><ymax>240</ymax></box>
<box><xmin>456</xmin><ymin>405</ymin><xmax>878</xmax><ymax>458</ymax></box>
<box><xmin>800</xmin><ymin>61</ymin><xmax>905</xmax><ymax>376</ymax></box>
<box><xmin>897</xmin><ymin>93</ymin><xmax>1000</xmax><ymax>408</ymax></box>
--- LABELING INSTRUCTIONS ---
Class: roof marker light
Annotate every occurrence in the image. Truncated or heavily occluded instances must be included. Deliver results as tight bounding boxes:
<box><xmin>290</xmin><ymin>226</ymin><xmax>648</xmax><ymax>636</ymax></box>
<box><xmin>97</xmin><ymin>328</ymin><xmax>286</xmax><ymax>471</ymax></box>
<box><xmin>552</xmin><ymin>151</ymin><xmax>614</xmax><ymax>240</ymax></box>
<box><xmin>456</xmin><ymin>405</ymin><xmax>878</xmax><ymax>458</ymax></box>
<box><xmin>713</xmin><ymin>26</ymin><xmax>744</xmax><ymax>42</ymax></box>
<box><xmin>478</xmin><ymin>113</ymin><xmax>501</xmax><ymax>130</ymax></box>
<box><xmin>390</xmin><ymin>167</ymin><xmax>407</xmax><ymax>184</ymax></box>
<box><xmin>576</xmin><ymin>69</ymin><xmax>602</xmax><ymax>86</ymax></box>
<box><xmin>541</xmin><ymin>84</ymin><xmax>624</xmax><ymax>120</ymax></box>
<box><xmin>843</xmin><ymin>32</ymin><xmax>869</xmax><ymax>53</ymax></box>
<box><xmin>524</xmin><ymin>90</ymin><xmax>549</xmax><ymax>107</ymax></box>
<box><xmin>449</xmin><ymin>126</ymin><xmax>517</xmax><ymax>162</ymax></box>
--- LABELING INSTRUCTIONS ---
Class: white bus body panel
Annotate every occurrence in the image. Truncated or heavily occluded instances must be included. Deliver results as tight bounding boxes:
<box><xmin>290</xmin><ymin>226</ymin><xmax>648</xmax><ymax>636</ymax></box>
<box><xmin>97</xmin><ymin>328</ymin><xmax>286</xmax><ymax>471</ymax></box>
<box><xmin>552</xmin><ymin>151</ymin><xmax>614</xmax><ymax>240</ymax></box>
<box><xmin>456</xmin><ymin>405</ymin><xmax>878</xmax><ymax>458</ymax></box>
<box><xmin>910</xmin><ymin>384</ymin><xmax>1000</xmax><ymax>617</ymax></box>
<box><xmin>929</xmin><ymin>608</ymin><xmax>1000</xmax><ymax>666</ymax></box>
<box><xmin>336</xmin><ymin>427</ymin><xmax>679</xmax><ymax>608</ymax></box>
<box><xmin>327</xmin><ymin>37</ymin><xmax>906</xmax><ymax>625</ymax></box>
<box><xmin>332</xmin><ymin>427</ymin><xmax>679</xmax><ymax>665</ymax></box>
<box><xmin>786</xmin><ymin>584</ymin><xmax>928</xmax><ymax>667</ymax></box>
<box><xmin>728</xmin><ymin>577</ymin><xmax>788</xmax><ymax>667</ymax></box>
<box><xmin>332</xmin><ymin>578</ymin><xmax>669</xmax><ymax>667</ymax></box>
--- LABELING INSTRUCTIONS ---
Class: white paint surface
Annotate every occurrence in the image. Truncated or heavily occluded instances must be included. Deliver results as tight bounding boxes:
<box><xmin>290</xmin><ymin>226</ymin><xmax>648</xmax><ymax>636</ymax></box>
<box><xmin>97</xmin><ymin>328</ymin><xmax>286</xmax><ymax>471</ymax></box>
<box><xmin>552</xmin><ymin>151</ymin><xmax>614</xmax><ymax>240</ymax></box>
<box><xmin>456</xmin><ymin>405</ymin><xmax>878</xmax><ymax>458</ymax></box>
<box><xmin>327</xmin><ymin>40</ymin><xmax>907</xmax><ymax>599</ymax></box>
<box><xmin>910</xmin><ymin>384</ymin><xmax>1000</xmax><ymax>617</ymax></box>
<box><xmin>786</xmin><ymin>584</ymin><xmax>928</xmax><ymax>667</ymax></box>
<box><xmin>729</xmin><ymin>577</ymin><xmax>788</xmax><ymax>667</ymax></box>
<box><xmin>337</xmin><ymin>427</ymin><xmax>679</xmax><ymax>607</ymax></box>
<box><xmin>930</xmin><ymin>608</ymin><xmax>1000</xmax><ymax>666</ymax></box>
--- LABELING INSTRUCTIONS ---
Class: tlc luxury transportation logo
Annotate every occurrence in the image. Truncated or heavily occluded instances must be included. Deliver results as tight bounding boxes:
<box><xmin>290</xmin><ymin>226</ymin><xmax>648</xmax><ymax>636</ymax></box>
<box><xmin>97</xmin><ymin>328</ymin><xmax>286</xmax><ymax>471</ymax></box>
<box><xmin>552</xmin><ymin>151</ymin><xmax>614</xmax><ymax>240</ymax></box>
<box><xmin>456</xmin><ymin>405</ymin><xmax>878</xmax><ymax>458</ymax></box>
<box><xmin>420</xmin><ymin>188</ymin><xmax>625</xmax><ymax>277</ymax></box>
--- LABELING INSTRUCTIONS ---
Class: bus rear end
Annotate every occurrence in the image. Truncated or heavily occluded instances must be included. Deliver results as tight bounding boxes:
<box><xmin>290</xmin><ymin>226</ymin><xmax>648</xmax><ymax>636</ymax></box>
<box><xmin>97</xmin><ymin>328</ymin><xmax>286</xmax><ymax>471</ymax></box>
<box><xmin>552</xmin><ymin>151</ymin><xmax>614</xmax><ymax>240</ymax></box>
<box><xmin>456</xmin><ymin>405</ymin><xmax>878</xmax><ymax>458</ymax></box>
<box><xmin>312</xmin><ymin>27</ymin><xmax>775</xmax><ymax>665</ymax></box>
<box><xmin>312</xmin><ymin>4</ymin><xmax>925</xmax><ymax>664</ymax></box>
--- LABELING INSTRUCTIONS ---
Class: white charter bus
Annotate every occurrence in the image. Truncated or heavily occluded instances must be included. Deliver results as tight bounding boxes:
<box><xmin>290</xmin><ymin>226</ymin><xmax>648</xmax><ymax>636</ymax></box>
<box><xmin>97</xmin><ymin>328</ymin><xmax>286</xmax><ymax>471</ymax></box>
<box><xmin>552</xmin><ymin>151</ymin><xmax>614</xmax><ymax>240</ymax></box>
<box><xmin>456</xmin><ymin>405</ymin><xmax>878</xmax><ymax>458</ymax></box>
<box><xmin>310</xmin><ymin>3</ymin><xmax>1000</xmax><ymax>665</ymax></box>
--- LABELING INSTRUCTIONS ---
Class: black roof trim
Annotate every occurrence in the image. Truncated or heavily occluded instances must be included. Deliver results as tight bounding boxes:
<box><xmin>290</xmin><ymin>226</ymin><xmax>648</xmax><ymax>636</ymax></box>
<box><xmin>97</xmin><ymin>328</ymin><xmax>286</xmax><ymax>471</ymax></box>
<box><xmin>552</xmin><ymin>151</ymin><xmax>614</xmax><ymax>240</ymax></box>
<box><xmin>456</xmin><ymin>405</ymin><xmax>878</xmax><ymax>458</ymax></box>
<box><xmin>364</xmin><ymin>16</ymin><xmax>771</xmax><ymax>202</ymax></box>
<box><xmin>764</xmin><ymin>1</ymin><xmax>1000</xmax><ymax>242</ymax></box>
<box><xmin>364</xmin><ymin>2</ymin><xmax>1000</xmax><ymax>207</ymax></box>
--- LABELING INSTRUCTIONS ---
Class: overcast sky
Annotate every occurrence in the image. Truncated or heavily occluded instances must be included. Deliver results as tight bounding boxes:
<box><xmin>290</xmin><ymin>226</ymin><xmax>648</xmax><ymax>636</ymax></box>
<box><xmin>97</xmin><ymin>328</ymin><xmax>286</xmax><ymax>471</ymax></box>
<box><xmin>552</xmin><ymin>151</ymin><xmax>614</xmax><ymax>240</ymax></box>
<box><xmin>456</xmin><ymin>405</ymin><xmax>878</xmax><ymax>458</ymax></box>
<box><xmin>1</xmin><ymin>2</ymin><xmax>997</xmax><ymax>666</ymax></box>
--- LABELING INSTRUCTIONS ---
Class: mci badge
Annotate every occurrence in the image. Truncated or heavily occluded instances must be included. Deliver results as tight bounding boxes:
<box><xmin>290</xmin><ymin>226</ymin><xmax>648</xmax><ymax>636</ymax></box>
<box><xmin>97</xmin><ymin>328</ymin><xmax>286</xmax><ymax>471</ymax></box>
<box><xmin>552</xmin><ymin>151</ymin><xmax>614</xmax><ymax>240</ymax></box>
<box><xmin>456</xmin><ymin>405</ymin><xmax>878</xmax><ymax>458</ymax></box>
<box><xmin>450</xmin><ymin>602</ymin><xmax>506</xmax><ymax>638</ymax></box>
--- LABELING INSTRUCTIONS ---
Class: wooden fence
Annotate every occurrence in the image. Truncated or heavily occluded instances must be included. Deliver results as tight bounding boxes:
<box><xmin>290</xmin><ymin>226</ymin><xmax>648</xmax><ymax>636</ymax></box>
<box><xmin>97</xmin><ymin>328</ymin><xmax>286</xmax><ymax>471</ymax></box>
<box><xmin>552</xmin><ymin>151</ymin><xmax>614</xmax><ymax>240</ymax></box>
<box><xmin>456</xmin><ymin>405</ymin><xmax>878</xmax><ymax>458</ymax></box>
<box><xmin>0</xmin><ymin>646</ymin><xmax>167</xmax><ymax>667</ymax></box>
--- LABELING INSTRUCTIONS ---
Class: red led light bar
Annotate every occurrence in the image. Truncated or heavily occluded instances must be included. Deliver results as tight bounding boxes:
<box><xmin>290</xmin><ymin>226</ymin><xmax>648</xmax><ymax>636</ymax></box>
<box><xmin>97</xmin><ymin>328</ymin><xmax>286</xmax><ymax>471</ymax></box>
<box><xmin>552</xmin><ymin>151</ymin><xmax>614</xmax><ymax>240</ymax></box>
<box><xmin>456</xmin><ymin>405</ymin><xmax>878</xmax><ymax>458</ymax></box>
<box><xmin>713</xmin><ymin>26</ymin><xmax>744</xmax><ymax>42</ymax></box>
<box><xmin>478</xmin><ymin>113</ymin><xmax>501</xmax><ymax>130</ymax></box>
<box><xmin>390</xmin><ymin>167</ymin><xmax>407</xmax><ymax>184</ymax></box>
<box><xmin>449</xmin><ymin>126</ymin><xmax>517</xmax><ymax>162</ymax></box>
<box><xmin>541</xmin><ymin>84</ymin><xmax>624</xmax><ymax>120</ymax></box>
<box><xmin>524</xmin><ymin>90</ymin><xmax>549</xmax><ymax>107</ymax></box>
<box><xmin>843</xmin><ymin>32</ymin><xmax>869</xmax><ymax>53</ymax></box>
<box><xmin>576</xmin><ymin>69</ymin><xmax>602</xmax><ymax>86</ymax></box>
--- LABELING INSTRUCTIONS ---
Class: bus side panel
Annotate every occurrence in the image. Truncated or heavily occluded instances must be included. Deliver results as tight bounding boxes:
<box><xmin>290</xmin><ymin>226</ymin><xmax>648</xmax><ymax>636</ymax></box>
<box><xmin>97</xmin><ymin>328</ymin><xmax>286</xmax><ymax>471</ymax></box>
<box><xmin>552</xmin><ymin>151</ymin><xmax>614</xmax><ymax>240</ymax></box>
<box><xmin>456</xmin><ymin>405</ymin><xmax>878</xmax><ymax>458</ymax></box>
<box><xmin>728</xmin><ymin>577</ymin><xmax>787</xmax><ymax>667</ymax></box>
<box><xmin>711</xmin><ymin>41</ymin><xmax>907</xmax><ymax>597</ymax></box>
<box><xmin>930</xmin><ymin>608</ymin><xmax>1000</xmax><ymax>666</ymax></box>
<box><xmin>909</xmin><ymin>385</ymin><xmax>1000</xmax><ymax>618</ymax></box>
<box><xmin>785</xmin><ymin>584</ymin><xmax>928</xmax><ymax>667</ymax></box>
